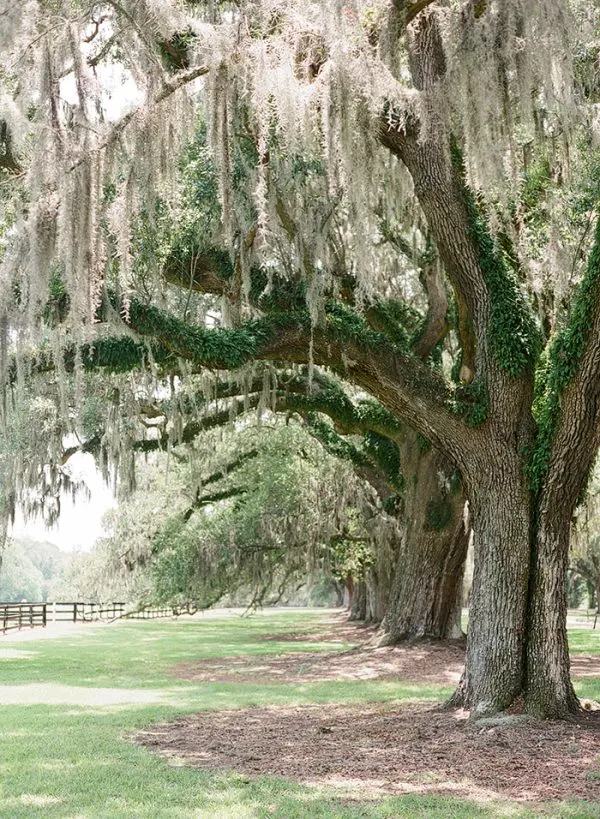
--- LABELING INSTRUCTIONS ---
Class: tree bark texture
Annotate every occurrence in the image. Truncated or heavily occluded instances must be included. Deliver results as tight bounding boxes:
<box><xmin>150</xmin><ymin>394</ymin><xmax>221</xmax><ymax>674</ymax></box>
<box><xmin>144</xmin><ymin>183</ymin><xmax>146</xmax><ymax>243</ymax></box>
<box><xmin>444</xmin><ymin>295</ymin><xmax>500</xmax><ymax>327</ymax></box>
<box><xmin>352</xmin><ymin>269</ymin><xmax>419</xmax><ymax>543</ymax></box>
<box><xmin>456</xmin><ymin>451</ymin><xmax>532</xmax><ymax>714</ymax></box>
<box><xmin>382</xmin><ymin>433</ymin><xmax>468</xmax><ymax>642</ymax></box>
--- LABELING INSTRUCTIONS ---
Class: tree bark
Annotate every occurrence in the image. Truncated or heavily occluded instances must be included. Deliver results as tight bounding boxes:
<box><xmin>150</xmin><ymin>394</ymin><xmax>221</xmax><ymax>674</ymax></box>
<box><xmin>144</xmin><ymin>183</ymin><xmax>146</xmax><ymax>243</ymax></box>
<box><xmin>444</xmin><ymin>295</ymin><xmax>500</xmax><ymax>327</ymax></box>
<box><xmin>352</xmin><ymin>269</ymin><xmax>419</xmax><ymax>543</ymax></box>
<box><xmin>349</xmin><ymin>580</ymin><xmax>367</xmax><ymax>621</ymax></box>
<box><xmin>525</xmin><ymin>508</ymin><xmax>579</xmax><ymax>717</ymax></box>
<box><xmin>382</xmin><ymin>433</ymin><xmax>468</xmax><ymax>642</ymax></box>
<box><xmin>451</xmin><ymin>449</ymin><xmax>532</xmax><ymax>715</ymax></box>
<box><xmin>344</xmin><ymin>576</ymin><xmax>356</xmax><ymax>610</ymax></box>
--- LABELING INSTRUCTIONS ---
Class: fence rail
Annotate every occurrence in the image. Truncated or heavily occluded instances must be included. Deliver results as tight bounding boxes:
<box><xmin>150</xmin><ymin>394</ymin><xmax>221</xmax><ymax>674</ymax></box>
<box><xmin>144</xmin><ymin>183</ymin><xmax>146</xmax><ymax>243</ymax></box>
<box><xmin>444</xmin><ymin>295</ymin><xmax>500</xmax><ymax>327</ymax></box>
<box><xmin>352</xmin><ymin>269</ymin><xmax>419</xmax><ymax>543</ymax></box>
<box><xmin>1</xmin><ymin>603</ymin><xmax>47</xmax><ymax>635</ymax></box>
<box><xmin>1</xmin><ymin>600</ymin><xmax>196</xmax><ymax>636</ymax></box>
<box><xmin>51</xmin><ymin>601</ymin><xmax>127</xmax><ymax>622</ymax></box>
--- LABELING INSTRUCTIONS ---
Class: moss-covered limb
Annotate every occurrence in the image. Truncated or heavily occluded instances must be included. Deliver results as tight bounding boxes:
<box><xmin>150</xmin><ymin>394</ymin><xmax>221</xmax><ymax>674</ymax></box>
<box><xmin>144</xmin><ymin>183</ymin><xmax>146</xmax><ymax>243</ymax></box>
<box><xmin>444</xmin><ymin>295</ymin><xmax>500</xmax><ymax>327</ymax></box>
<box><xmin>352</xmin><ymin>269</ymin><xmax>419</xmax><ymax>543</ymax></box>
<box><xmin>12</xmin><ymin>336</ymin><xmax>176</xmax><ymax>386</ymax></box>
<box><xmin>163</xmin><ymin>209</ymin><xmax>430</xmax><ymax>356</ymax></box>
<box><xmin>303</xmin><ymin>414</ymin><xmax>400</xmax><ymax>500</ymax></box>
<box><xmin>164</xmin><ymin>240</ymin><xmax>429</xmax><ymax>351</ymax></box>
<box><xmin>362</xmin><ymin>430</ymin><xmax>403</xmax><ymax>490</ymax></box>
<box><xmin>454</xmin><ymin>157</ymin><xmax>540</xmax><ymax>379</ymax></box>
<box><xmin>130</xmin><ymin>297</ymin><xmax>472</xmax><ymax>458</ymax></box>
<box><xmin>362</xmin><ymin>298</ymin><xmax>420</xmax><ymax>348</ymax></box>
<box><xmin>189</xmin><ymin>486</ymin><xmax>247</xmax><ymax>511</ymax></box>
<box><xmin>180</xmin><ymin>380</ymin><xmax>404</xmax><ymax>490</ymax></box>
<box><xmin>127</xmin><ymin>297</ymin><xmax>287</xmax><ymax>369</ymax></box>
<box><xmin>163</xmin><ymin>247</ymin><xmax>307</xmax><ymax>313</ymax></box>
<box><xmin>199</xmin><ymin>449</ymin><xmax>260</xmax><ymax>489</ymax></box>
<box><xmin>278</xmin><ymin>381</ymin><xmax>402</xmax><ymax>441</ymax></box>
<box><xmin>529</xmin><ymin>215</ymin><xmax>600</xmax><ymax>503</ymax></box>
<box><xmin>38</xmin><ymin>289</ymin><xmax>468</xmax><ymax>460</ymax></box>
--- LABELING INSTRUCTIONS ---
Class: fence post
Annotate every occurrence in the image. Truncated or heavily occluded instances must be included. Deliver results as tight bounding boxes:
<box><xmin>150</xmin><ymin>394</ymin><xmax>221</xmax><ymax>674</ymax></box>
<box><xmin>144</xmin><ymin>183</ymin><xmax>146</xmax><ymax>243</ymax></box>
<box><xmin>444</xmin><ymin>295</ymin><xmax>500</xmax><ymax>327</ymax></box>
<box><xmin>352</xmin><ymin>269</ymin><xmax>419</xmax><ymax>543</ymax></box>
<box><xmin>73</xmin><ymin>602</ymin><xmax>77</xmax><ymax>623</ymax></box>
<box><xmin>42</xmin><ymin>604</ymin><xmax>47</xmax><ymax>627</ymax></box>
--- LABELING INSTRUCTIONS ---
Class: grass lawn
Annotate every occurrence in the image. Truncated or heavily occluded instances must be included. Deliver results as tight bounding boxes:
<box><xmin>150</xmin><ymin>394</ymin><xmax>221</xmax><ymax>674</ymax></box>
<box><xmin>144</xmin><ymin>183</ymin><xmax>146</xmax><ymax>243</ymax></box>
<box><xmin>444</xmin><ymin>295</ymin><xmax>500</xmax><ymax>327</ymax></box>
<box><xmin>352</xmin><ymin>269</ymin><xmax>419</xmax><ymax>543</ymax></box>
<box><xmin>0</xmin><ymin>610</ymin><xmax>598</xmax><ymax>818</ymax></box>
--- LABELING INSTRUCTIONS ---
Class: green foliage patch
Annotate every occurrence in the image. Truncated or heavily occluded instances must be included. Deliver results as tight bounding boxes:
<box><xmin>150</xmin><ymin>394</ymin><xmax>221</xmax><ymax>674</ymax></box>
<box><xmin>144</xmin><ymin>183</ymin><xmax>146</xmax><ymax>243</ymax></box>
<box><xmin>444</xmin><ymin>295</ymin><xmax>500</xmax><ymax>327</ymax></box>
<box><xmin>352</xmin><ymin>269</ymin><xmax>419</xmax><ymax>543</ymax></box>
<box><xmin>528</xmin><ymin>216</ymin><xmax>600</xmax><ymax>493</ymax></box>
<box><xmin>452</xmin><ymin>142</ymin><xmax>540</xmax><ymax>378</ymax></box>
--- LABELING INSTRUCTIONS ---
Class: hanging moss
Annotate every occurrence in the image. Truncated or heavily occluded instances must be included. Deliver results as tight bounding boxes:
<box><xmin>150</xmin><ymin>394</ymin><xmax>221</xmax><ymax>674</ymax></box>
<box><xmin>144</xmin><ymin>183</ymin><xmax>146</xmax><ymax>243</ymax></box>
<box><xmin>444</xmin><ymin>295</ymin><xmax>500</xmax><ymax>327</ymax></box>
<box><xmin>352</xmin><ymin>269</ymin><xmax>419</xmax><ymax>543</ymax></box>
<box><xmin>78</xmin><ymin>337</ymin><xmax>174</xmax><ymax>374</ymax></box>
<box><xmin>528</xmin><ymin>215</ymin><xmax>600</xmax><ymax>493</ymax></box>
<box><xmin>451</xmin><ymin>141</ymin><xmax>540</xmax><ymax>377</ymax></box>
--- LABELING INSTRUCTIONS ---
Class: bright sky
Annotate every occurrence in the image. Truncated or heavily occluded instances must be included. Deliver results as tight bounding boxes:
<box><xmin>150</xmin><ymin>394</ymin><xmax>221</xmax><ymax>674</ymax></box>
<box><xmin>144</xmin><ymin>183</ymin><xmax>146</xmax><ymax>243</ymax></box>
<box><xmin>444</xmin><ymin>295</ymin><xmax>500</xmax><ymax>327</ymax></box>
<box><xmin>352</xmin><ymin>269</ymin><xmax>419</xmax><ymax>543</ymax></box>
<box><xmin>9</xmin><ymin>453</ymin><xmax>117</xmax><ymax>552</ymax></box>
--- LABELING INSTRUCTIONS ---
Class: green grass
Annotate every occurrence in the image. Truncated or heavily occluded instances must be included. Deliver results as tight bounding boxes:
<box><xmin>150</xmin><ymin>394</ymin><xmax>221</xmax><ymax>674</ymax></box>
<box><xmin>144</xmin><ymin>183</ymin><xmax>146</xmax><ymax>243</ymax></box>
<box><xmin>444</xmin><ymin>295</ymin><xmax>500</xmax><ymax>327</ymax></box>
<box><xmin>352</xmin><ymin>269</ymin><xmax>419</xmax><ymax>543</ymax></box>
<box><xmin>0</xmin><ymin>611</ymin><xmax>598</xmax><ymax>818</ymax></box>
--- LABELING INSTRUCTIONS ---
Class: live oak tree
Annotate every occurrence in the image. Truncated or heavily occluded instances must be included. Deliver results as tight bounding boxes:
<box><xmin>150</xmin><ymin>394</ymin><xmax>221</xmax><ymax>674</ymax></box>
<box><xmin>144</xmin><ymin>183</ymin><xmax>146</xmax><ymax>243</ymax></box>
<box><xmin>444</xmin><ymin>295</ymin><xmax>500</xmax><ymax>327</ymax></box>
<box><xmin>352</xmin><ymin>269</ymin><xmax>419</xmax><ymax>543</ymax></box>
<box><xmin>2</xmin><ymin>0</ymin><xmax>600</xmax><ymax>717</ymax></box>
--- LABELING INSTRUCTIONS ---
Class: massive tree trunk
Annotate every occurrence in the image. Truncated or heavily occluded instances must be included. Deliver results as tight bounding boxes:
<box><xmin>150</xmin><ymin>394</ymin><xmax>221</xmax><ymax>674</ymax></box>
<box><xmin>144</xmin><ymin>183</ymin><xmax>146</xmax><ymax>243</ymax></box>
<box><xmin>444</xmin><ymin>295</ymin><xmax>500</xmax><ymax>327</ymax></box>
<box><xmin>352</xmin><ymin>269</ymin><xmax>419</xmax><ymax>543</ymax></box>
<box><xmin>525</xmin><ymin>513</ymin><xmax>579</xmax><ymax>717</ymax></box>
<box><xmin>382</xmin><ymin>433</ymin><xmax>468</xmax><ymax>642</ymax></box>
<box><xmin>452</xmin><ymin>450</ymin><xmax>533</xmax><ymax>714</ymax></box>
<box><xmin>365</xmin><ymin>565</ymin><xmax>393</xmax><ymax>624</ymax></box>
<box><xmin>349</xmin><ymin>580</ymin><xmax>367</xmax><ymax>621</ymax></box>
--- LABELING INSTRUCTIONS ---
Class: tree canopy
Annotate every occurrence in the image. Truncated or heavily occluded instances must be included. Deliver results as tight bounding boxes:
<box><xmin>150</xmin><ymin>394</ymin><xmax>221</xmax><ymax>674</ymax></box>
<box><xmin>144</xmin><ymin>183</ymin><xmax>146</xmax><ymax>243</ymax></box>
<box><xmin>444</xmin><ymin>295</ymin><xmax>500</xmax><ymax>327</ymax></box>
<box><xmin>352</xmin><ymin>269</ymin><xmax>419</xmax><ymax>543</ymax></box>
<box><xmin>2</xmin><ymin>0</ymin><xmax>600</xmax><ymax>719</ymax></box>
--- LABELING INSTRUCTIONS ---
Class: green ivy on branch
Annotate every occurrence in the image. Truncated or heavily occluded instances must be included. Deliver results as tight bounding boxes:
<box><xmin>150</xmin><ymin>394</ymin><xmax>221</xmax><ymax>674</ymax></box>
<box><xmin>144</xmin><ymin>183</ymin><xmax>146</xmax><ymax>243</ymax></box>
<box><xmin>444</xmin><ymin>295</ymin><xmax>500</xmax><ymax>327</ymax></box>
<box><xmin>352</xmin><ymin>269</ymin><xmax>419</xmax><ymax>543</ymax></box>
<box><xmin>451</xmin><ymin>140</ymin><xmax>540</xmax><ymax>378</ymax></box>
<box><xmin>528</xmin><ymin>214</ymin><xmax>600</xmax><ymax>493</ymax></box>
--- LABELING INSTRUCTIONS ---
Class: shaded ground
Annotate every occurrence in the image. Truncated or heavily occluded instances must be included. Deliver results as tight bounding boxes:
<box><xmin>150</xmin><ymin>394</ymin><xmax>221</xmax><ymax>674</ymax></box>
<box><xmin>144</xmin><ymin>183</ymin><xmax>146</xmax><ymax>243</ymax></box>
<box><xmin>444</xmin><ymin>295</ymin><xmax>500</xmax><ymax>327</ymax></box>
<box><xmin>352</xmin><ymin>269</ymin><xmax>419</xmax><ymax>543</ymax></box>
<box><xmin>150</xmin><ymin>616</ymin><xmax>600</xmax><ymax>806</ymax></box>
<box><xmin>259</xmin><ymin>619</ymin><xmax>379</xmax><ymax>645</ymax></box>
<box><xmin>172</xmin><ymin>616</ymin><xmax>599</xmax><ymax>687</ymax></box>
<box><xmin>172</xmin><ymin>642</ymin><xmax>466</xmax><ymax>685</ymax></box>
<box><xmin>136</xmin><ymin>702</ymin><xmax>600</xmax><ymax>803</ymax></box>
<box><xmin>172</xmin><ymin>617</ymin><xmax>465</xmax><ymax>685</ymax></box>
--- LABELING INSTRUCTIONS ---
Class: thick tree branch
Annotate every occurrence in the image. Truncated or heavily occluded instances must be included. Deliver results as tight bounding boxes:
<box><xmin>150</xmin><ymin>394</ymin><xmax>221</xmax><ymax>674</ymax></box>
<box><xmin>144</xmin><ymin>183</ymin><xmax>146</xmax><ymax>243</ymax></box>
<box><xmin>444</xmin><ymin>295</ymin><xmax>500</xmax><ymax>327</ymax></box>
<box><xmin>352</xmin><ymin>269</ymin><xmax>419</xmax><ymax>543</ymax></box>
<box><xmin>412</xmin><ymin>259</ymin><xmax>449</xmax><ymax>360</ymax></box>
<box><xmin>535</xmin><ymin>216</ymin><xmax>600</xmax><ymax>515</ymax></box>
<box><xmin>120</xmin><ymin>296</ymin><xmax>471</xmax><ymax>463</ymax></box>
<box><xmin>377</xmin><ymin>8</ymin><xmax>537</xmax><ymax>455</ymax></box>
<box><xmin>394</xmin><ymin>0</ymin><xmax>439</xmax><ymax>26</ymax></box>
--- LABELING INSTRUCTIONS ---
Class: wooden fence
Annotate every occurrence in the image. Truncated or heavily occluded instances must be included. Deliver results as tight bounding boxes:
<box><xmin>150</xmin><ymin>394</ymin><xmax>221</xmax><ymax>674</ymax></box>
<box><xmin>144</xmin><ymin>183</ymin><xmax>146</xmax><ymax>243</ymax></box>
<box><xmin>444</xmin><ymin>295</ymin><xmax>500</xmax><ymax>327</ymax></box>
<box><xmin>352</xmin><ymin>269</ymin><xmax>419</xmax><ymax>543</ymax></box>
<box><xmin>1</xmin><ymin>602</ymin><xmax>47</xmax><ymax>635</ymax></box>
<box><xmin>51</xmin><ymin>601</ymin><xmax>128</xmax><ymax>622</ymax></box>
<box><xmin>1</xmin><ymin>600</ymin><xmax>196</xmax><ymax>636</ymax></box>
